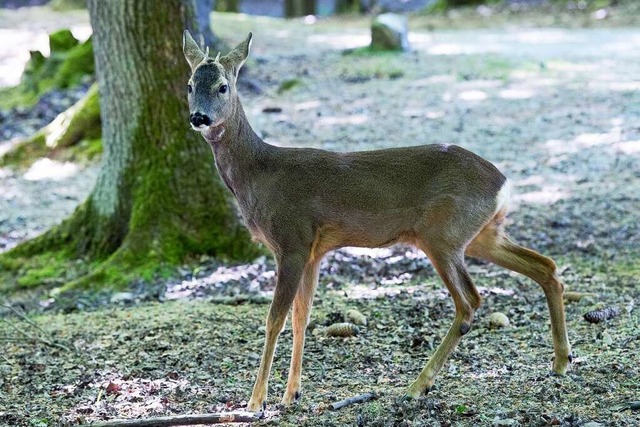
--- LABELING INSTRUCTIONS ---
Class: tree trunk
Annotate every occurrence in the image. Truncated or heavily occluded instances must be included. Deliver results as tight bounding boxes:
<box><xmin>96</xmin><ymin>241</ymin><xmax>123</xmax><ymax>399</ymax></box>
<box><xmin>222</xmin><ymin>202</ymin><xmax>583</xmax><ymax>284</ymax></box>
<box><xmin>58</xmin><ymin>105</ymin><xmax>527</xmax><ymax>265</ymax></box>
<box><xmin>3</xmin><ymin>0</ymin><xmax>258</xmax><ymax>290</ymax></box>
<box><xmin>284</xmin><ymin>0</ymin><xmax>316</xmax><ymax>17</ymax></box>
<box><xmin>192</xmin><ymin>0</ymin><xmax>228</xmax><ymax>54</ymax></box>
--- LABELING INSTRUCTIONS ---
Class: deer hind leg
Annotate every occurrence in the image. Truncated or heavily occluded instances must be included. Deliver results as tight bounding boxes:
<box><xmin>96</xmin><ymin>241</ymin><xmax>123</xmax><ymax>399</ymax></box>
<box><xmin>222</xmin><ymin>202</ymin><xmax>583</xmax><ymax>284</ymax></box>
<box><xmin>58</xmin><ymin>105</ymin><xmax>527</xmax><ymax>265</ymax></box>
<box><xmin>466</xmin><ymin>215</ymin><xmax>572</xmax><ymax>374</ymax></box>
<box><xmin>247</xmin><ymin>253</ymin><xmax>308</xmax><ymax>413</ymax></box>
<box><xmin>281</xmin><ymin>259</ymin><xmax>320</xmax><ymax>405</ymax></box>
<box><xmin>406</xmin><ymin>245</ymin><xmax>482</xmax><ymax>397</ymax></box>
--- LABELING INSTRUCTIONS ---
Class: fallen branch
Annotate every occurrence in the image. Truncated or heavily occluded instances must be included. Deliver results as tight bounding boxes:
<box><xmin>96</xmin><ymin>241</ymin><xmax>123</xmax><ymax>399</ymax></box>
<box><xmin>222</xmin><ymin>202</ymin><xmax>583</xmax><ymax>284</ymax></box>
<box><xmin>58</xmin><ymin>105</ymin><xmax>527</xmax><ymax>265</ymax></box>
<box><xmin>611</xmin><ymin>401</ymin><xmax>640</xmax><ymax>411</ymax></box>
<box><xmin>91</xmin><ymin>412</ymin><xmax>259</xmax><ymax>427</ymax></box>
<box><xmin>329</xmin><ymin>392</ymin><xmax>376</xmax><ymax>410</ymax></box>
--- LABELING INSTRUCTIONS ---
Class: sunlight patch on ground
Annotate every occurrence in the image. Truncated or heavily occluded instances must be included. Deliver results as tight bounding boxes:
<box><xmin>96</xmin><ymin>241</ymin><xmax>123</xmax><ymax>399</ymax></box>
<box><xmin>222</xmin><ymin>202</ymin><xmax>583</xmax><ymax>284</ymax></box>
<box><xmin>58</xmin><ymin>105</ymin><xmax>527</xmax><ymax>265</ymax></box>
<box><xmin>457</xmin><ymin>90</ymin><xmax>488</xmax><ymax>102</ymax></box>
<box><xmin>23</xmin><ymin>158</ymin><xmax>79</xmax><ymax>181</ymax></box>
<box><xmin>499</xmin><ymin>88</ymin><xmax>535</xmax><ymax>100</ymax></box>
<box><xmin>340</xmin><ymin>283</ymin><xmax>449</xmax><ymax>300</ymax></box>
<box><xmin>514</xmin><ymin>29</ymin><xmax>577</xmax><ymax>44</ymax></box>
<box><xmin>513</xmin><ymin>186</ymin><xmax>569</xmax><ymax>205</ymax></box>
<box><xmin>616</xmin><ymin>140</ymin><xmax>640</xmax><ymax>155</ymax></box>
<box><xmin>401</xmin><ymin>109</ymin><xmax>446</xmax><ymax>119</ymax></box>
<box><xmin>315</xmin><ymin>114</ymin><xmax>368</xmax><ymax>127</ymax></box>
<box><xmin>469</xmin><ymin>366</ymin><xmax>510</xmax><ymax>380</ymax></box>
<box><xmin>411</xmin><ymin>74</ymin><xmax>456</xmax><ymax>88</ymax></box>
<box><xmin>513</xmin><ymin>175</ymin><xmax>573</xmax><ymax>205</ymax></box>
<box><xmin>545</xmin><ymin>128</ymin><xmax>624</xmax><ymax>158</ymax></box>
<box><xmin>590</xmin><ymin>81</ymin><xmax>640</xmax><ymax>92</ymax></box>
<box><xmin>307</xmin><ymin>33</ymin><xmax>369</xmax><ymax>50</ymax></box>
<box><xmin>295</xmin><ymin>100</ymin><xmax>322</xmax><ymax>111</ymax></box>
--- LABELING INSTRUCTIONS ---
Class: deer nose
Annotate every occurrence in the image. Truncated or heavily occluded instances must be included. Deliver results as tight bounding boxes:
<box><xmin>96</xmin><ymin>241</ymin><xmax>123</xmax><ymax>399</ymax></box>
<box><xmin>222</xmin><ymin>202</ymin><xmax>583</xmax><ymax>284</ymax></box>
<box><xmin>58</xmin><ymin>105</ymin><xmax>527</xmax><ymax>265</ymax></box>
<box><xmin>190</xmin><ymin>112</ymin><xmax>212</xmax><ymax>127</ymax></box>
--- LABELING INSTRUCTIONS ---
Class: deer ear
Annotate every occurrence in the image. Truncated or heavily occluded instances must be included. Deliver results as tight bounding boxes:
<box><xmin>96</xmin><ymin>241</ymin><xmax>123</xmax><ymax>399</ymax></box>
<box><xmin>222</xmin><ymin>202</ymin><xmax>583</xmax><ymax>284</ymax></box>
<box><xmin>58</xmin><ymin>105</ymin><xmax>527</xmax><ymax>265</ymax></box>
<box><xmin>183</xmin><ymin>30</ymin><xmax>205</xmax><ymax>72</ymax></box>
<box><xmin>220</xmin><ymin>32</ymin><xmax>252</xmax><ymax>77</ymax></box>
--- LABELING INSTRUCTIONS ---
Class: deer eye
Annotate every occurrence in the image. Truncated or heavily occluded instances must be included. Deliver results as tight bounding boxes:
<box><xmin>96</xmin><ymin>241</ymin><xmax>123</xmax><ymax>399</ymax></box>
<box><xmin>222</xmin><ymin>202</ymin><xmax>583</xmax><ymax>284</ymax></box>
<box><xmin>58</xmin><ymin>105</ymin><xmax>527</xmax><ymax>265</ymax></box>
<box><xmin>187</xmin><ymin>84</ymin><xmax>193</xmax><ymax>94</ymax></box>
<box><xmin>219</xmin><ymin>84</ymin><xmax>228</xmax><ymax>94</ymax></box>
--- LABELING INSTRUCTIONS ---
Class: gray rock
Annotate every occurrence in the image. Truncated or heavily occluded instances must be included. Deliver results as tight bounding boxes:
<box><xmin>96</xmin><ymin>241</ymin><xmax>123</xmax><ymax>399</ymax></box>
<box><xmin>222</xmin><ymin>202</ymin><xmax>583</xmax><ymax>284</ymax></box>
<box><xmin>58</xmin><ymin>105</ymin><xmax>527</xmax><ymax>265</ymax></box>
<box><xmin>110</xmin><ymin>292</ymin><xmax>135</xmax><ymax>304</ymax></box>
<box><xmin>371</xmin><ymin>13</ymin><xmax>409</xmax><ymax>51</ymax></box>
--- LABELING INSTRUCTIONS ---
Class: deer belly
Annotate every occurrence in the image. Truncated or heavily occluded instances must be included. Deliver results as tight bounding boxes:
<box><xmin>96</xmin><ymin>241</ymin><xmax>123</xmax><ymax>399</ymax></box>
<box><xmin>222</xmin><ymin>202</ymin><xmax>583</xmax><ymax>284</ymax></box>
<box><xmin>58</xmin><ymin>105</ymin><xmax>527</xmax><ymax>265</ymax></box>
<box><xmin>316</xmin><ymin>209</ymin><xmax>419</xmax><ymax>251</ymax></box>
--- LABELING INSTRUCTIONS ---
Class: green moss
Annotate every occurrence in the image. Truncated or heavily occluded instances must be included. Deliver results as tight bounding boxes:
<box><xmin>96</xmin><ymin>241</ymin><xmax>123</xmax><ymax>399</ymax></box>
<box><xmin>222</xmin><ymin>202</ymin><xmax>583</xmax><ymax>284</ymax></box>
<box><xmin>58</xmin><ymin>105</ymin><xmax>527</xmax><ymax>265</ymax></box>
<box><xmin>68</xmin><ymin>138</ymin><xmax>103</xmax><ymax>161</ymax></box>
<box><xmin>48</xmin><ymin>29</ymin><xmax>79</xmax><ymax>53</ymax></box>
<box><xmin>54</xmin><ymin>37</ymin><xmax>94</xmax><ymax>88</ymax></box>
<box><xmin>0</xmin><ymin>247</ymin><xmax>87</xmax><ymax>292</ymax></box>
<box><xmin>0</xmin><ymin>32</ymin><xmax>94</xmax><ymax>109</ymax></box>
<box><xmin>0</xmin><ymin>85</ymin><xmax>37</xmax><ymax>110</ymax></box>
<box><xmin>49</xmin><ymin>0</ymin><xmax>87</xmax><ymax>10</ymax></box>
<box><xmin>277</xmin><ymin>78</ymin><xmax>303</xmax><ymax>94</ymax></box>
<box><xmin>1</xmin><ymin>85</ymin><xmax>101</xmax><ymax>168</ymax></box>
<box><xmin>0</xmin><ymin>132</ymin><xmax>47</xmax><ymax>168</ymax></box>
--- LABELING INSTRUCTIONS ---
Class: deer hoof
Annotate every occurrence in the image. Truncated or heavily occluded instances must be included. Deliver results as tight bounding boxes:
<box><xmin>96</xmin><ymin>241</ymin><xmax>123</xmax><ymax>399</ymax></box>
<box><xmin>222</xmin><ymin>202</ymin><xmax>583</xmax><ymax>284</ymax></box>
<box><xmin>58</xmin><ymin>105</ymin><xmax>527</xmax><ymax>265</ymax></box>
<box><xmin>281</xmin><ymin>389</ymin><xmax>302</xmax><ymax>405</ymax></box>
<box><xmin>247</xmin><ymin>399</ymin><xmax>266</xmax><ymax>413</ymax></box>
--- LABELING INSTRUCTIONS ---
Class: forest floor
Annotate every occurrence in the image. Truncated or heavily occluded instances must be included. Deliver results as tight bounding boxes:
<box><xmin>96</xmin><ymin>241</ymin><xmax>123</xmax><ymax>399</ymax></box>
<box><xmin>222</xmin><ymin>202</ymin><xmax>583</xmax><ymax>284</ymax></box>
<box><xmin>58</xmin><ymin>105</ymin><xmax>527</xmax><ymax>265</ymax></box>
<box><xmin>1</xmin><ymin>5</ymin><xmax>640</xmax><ymax>427</ymax></box>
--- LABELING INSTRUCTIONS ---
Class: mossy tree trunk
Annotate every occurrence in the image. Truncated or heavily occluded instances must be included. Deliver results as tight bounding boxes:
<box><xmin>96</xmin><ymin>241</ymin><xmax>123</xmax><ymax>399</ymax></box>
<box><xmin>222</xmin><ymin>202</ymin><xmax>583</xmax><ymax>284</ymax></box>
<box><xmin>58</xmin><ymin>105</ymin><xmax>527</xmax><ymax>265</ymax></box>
<box><xmin>3</xmin><ymin>0</ymin><xmax>258</xmax><ymax>291</ymax></box>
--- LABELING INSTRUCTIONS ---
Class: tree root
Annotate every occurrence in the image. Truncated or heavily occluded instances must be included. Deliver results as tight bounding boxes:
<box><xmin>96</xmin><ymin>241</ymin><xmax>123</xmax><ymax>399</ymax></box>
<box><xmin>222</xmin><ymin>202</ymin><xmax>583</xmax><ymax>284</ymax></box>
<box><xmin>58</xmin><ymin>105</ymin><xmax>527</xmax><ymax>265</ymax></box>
<box><xmin>0</xmin><ymin>83</ymin><xmax>101</xmax><ymax>168</ymax></box>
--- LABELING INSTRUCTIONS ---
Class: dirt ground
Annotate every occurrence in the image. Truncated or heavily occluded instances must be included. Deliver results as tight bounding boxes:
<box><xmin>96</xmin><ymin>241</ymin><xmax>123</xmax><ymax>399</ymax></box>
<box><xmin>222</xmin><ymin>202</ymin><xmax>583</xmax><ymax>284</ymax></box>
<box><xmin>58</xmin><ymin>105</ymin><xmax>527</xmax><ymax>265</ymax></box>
<box><xmin>1</xmin><ymin>6</ymin><xmax>639</xmax><ymax>427</ymax></box>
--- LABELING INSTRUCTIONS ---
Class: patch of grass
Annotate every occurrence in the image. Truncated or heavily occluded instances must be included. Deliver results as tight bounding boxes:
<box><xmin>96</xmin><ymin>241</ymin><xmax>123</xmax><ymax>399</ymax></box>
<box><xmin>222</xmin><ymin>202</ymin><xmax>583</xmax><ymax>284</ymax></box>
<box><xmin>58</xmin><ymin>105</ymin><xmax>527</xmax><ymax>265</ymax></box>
<box><xmin>339</xmin><ymin>51</ymin><xmax>406</xmax><ymax>83</ymax></box>
<box><xmin>457</xmin><ymin>56</ymin><xmax>514</xmax><ymax>81</ymax></box>
<box><xmin>277</xmin><ymin>77</ymin><xmax>303</xmax><ymax>94</ymax></box>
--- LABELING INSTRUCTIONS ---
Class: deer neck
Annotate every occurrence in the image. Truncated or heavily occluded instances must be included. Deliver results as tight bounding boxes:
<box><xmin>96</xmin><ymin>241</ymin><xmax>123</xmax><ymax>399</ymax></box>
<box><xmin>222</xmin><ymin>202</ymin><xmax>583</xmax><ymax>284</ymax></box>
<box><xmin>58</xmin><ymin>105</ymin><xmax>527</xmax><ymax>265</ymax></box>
<box><xmin>203</xmin><ymin>100</ymin><xmax>267</xmax><ymax>198</ymax></box>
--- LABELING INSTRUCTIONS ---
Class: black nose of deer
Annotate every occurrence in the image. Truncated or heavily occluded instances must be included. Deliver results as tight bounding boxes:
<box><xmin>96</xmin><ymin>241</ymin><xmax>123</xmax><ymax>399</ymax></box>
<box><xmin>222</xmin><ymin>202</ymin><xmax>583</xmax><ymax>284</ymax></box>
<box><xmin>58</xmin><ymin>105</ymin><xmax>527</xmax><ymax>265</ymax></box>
<box><xmin>190</xmin><ymin>112</ymin><xmax>212</xmax><ymax>127</ymax></box>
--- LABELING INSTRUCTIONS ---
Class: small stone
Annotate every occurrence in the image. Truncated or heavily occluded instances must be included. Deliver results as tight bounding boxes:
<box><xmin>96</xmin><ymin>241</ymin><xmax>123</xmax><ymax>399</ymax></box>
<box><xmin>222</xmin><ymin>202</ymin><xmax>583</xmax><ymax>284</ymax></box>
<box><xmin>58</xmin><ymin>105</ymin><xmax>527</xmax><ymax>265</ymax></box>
<box><xmin>493</xmin><ymin>418</ymin><xmax>517</xmax><ymax>426</ymax></box>
<box><xmin>346</xmin><ymin>309</ymin><xmax>367</xmax><ymax>326</ymax></box>
<box><xmin>371</xmin><ymin>13</ymin><xmax>410</xmax><ymax>51</ymax></box>
<box><xmin>488</xmin><ymin>312</ymin><xmax>510</xmax><ymax>329</ymax></box>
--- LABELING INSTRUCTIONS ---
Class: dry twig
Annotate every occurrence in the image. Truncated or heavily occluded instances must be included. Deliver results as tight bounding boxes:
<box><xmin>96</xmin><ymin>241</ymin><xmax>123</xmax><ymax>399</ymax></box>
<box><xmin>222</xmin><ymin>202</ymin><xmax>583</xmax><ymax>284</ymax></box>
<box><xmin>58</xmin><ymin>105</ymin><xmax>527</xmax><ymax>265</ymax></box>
<box><xmin>329</xmin><ymin>392</ymin><xmax>376</xmax><ymax>410</ymax></box>
<box><xmin>91</xmin><ymin>412</ymin><xmax>259</xmax><ymax>426</ymax></box>
<box><xmin>0</xmin><ymin>303</ymin><xmax>70</xmax><ymax>351</ymax></box>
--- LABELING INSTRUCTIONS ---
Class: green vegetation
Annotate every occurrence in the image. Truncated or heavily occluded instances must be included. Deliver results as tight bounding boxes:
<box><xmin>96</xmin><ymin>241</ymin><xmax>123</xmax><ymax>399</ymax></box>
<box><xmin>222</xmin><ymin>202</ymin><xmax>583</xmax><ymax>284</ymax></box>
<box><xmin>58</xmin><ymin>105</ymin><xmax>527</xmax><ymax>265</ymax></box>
<box><xmin>49</xmin><ymin>0</ymin><xmax>87</xmax><ymax>11</ymax></box>
<box><xmin>0</xmin><ymin>84</ymin><xmax>101</xmax><ymax>168</ymax></box>
<box><xmin>277</xmin><ymin>77</ymin><xmax>304</xmax><ymax>94</ymax></box>
<box><xmin>0</xmin><ymin>30</ymin><xmax>94</xmax><ymax>109</ymax></box>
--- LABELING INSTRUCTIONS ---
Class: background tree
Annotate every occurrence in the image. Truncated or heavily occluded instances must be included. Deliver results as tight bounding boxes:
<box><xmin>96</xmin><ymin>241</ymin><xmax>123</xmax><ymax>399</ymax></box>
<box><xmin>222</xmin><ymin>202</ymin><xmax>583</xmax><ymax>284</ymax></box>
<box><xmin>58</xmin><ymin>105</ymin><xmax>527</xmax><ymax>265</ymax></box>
<box><xmin>285</xmin><ymin>0</ymin><xmax>316</xmax><ymax>17</ymax></box>
<box><xmin>1</xmin><ymin>0</ymin><xmax>258</xmax><ymax>291</ymax></box>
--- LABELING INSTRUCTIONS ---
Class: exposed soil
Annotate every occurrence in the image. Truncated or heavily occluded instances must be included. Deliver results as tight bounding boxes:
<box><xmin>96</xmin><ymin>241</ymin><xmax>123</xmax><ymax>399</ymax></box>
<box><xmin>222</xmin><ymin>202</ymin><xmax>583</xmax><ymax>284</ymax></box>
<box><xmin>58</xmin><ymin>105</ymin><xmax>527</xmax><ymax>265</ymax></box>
<box><xmin>1</xmin><ymin>7</ymin><xmax>639</xmax><ymax>427</ymax></box>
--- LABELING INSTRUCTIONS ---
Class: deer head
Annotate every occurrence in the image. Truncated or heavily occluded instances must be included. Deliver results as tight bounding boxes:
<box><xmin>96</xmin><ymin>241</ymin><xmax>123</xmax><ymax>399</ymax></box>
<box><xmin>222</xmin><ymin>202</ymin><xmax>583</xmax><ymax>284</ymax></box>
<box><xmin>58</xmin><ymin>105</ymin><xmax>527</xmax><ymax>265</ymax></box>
<box><xmin>183</xmin><ymin>30</ymin><xmax>252</xmax><ymax>141</ymax></box>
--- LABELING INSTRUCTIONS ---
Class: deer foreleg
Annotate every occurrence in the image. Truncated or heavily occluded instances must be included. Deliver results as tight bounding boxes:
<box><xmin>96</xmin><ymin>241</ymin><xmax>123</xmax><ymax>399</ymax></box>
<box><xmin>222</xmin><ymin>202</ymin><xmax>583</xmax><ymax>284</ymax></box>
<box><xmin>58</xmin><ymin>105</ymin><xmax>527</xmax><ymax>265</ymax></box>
<box><xmin>247</xmin><ymin>254</ymin><xmax>307</xmax><ymax>412</ymax></box>
<box><xmin>281</xmin><ymin>260</ymin><xmax>320</xmax><ymax>405</ymax></box>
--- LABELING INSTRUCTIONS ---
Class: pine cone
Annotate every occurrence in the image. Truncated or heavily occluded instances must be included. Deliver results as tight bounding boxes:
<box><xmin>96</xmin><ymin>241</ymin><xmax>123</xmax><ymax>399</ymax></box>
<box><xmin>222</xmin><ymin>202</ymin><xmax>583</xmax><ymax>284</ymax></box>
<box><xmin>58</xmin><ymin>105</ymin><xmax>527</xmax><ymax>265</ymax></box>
<box><xmin>583</xmin><ymin>306</ymin><xmax>620</xmax><ymax>324</ymax></box>
<box><xmin>325</xmin><ymin>322</ymin><xmax>359</xmax><ymax>337</ymax></box>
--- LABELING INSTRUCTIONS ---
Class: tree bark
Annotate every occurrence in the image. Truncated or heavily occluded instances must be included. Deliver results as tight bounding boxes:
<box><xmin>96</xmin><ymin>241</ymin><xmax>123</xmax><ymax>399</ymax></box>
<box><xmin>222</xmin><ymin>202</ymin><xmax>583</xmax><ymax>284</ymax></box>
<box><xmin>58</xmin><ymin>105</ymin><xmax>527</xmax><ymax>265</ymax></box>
<box><xmin>285</xmin><ymin>0</ymin><xmax>316</xmax><ymax>17</ymax></box>
<box><xmin>3</xmin><ymin>0</ymin><xmax>258</xmax><ymax>290</ymax></box>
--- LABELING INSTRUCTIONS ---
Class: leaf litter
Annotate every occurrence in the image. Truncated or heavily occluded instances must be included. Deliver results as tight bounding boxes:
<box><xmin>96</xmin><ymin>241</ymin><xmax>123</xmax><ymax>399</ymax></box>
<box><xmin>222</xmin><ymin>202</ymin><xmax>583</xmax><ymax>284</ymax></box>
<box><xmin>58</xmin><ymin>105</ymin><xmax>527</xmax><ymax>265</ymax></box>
<box><xmin>1</xmin><ymin>9</ymin><xmax>640</xmax><ymax>427</ymax></box>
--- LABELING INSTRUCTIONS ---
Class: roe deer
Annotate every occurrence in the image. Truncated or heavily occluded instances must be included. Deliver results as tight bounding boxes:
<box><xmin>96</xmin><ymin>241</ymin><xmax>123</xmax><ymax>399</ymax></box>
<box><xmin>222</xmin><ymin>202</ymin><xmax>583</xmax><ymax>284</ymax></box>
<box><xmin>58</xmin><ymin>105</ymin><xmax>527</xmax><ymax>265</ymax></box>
<box><xmin>183</xmin><ymin>31</ymin><xmax>572</xmax><ymax>412</ymax></box>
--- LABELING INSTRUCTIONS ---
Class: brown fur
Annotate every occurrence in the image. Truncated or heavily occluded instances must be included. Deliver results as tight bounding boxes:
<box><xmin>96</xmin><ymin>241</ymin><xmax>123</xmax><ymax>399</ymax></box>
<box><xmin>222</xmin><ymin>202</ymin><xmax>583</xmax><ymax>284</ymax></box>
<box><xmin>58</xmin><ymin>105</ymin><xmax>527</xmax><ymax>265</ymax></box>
<box><xmin>183</xmin><ymin>31</ymin><xmax>572</xmax><ymax>412</ymax></box>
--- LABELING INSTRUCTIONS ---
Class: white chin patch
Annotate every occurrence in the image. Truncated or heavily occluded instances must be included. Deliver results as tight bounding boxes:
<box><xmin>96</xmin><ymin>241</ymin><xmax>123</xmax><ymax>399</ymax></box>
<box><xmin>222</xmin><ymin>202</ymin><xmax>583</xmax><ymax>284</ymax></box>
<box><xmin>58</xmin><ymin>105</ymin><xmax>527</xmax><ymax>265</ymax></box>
<box><xmin>191</xmin><ymin>124</ymin><xmax>208</xmax><ymax>132</ymax></box>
